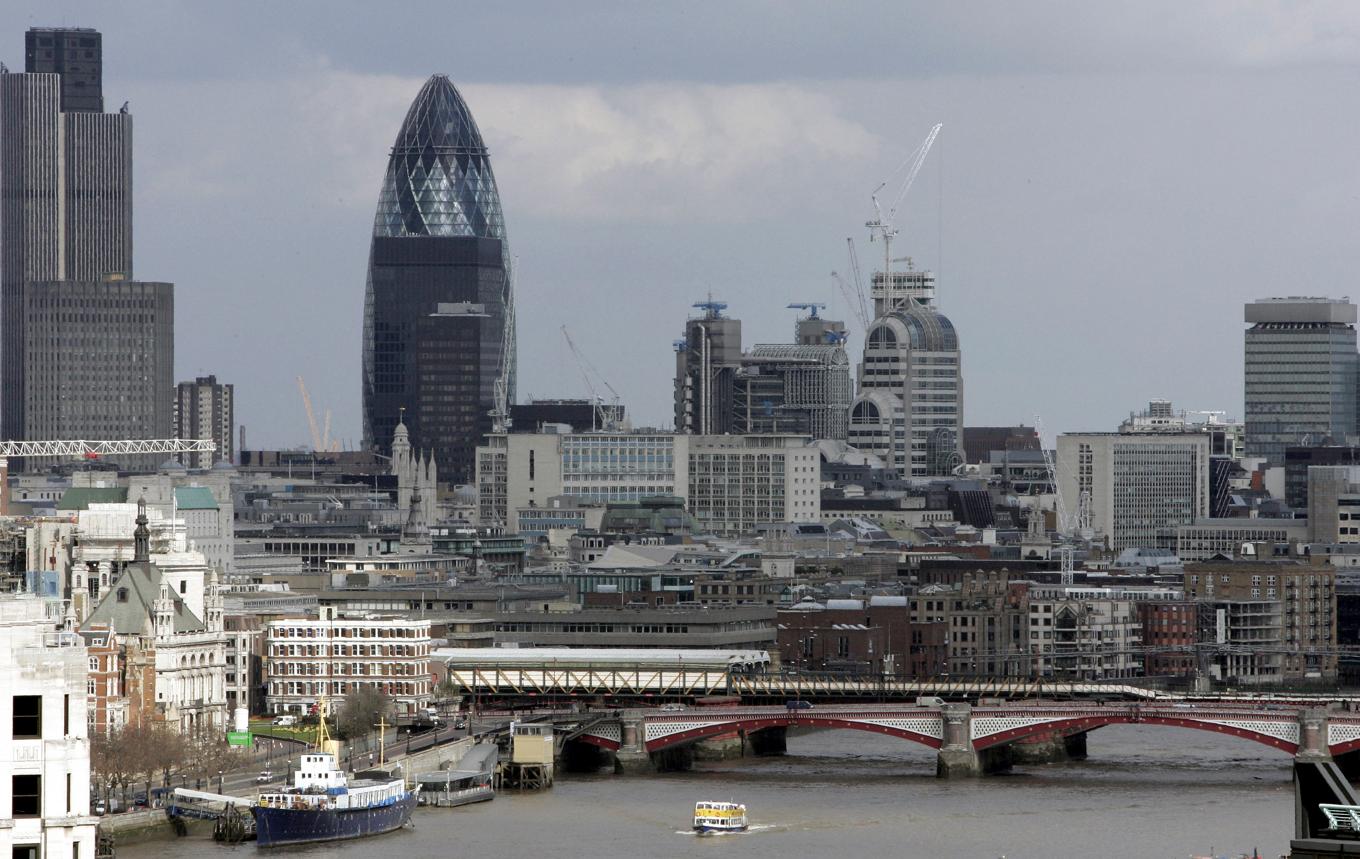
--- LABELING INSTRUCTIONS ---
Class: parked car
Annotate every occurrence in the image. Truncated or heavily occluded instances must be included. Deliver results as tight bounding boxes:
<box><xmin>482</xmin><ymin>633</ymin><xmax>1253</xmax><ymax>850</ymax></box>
<box><xmin>256</xmin><ymin>770</ymin><xmax>273</xmax><ymax>784</ymax></box>
<box><xmin>272</xmin><ymin>715</ymin><xmax>297</xmax><ymax>727</ymax></box>
<box><xmin>92</xmin><ymin>799</ymin><xmax>106</xmax><ymax>815</ymax></box>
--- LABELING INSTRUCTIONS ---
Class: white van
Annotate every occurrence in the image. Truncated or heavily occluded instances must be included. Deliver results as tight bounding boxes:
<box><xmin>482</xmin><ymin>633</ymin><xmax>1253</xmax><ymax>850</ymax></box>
<box><xmin>273</xmin><ymin>715</ymin><xmax>298</xmax><ymax>727</ymax></box>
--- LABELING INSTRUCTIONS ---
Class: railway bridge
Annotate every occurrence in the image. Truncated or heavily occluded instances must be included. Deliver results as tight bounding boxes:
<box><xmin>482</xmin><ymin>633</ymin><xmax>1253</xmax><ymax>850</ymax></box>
<box><xmin>566</xmin><ymin>702</ymin><xmax>1359</xmax><ymax>777</ymax></box>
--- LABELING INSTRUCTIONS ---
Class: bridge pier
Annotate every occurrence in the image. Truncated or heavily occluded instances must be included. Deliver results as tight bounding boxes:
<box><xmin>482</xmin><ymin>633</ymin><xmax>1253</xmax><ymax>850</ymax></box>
<box><xmin>1010</xmin><ymin>729</ymin><xmax>1089</xmax><ymax>765</ymax></box>
<box><xmin>937</xmin><ymin>703</ymin><xmax>979</xmax><ymax>778</ymax></box>
<box><xmin>1295</xmin><ymin>708</ymin><xmax>1331</xmax><ymax>763</ymax></box>
<box><xmin>749</xmin><ymin>726</ymin><xmax>787</xmax><ymax>757</ymax></box>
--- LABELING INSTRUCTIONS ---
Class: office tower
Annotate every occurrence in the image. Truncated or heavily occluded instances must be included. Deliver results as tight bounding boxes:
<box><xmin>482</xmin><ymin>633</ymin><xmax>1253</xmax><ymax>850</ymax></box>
<box><xmin>2</xmin><ymin>27</ymin><xmax>153</xmax><ymax>445</ymax></box>
<box><xmin>174</xmin><ymin>375</ymin><xmax>235</xmax><ymax>468</ymax></box>
<box><xmin>362</xmin><ymin>75</ymin><xmax>513</xmax><ymax>484</ymax></box>
<box><xmin>674</xmin><ymin>301</ymin><xmax>742</xmax><ymax>435</ymax></box>
<box><xmin>25</xmin><ymin>27</ymin><xmax>103</xmax><ymax>111</ymax></box>
<box><xmin>23</xmin><ymin>279</ymin><xmax>172</xmax><ymax>444</ymax></box>
<box><xmin>1244</xmin><ymin>297</ymin><xmax>1358</xmax><ymax>465</ymax></box>
<box><xmin>1056</xmin><ymin>432</ymin><xmax>1211</xmax><ymax>552</ymax></box>
<box><xmin>674</xmin><ymin>303</ymin><xmax>850</xmax><ymax>440</ymax></box>
<box><xmin>849</xmin><ymin>260</ymin><xmax>963</xmax><ymax>477</ymax></box>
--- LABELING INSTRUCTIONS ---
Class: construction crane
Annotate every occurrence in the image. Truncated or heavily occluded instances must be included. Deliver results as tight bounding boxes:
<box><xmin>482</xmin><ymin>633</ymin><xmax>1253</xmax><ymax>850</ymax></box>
<box><xmin>296</xmin><ymin>377</ymin><xmax>340</xmax><ymax>453</ymax></box>
<box><xmin>490</xmin><ymin>262</ymin><xmax>517</xmax><ymax>433</ymax></box>
<box><xmin>786</xmin><ymin>302</ymin><xmax>826</xmax><ymax>318</ymax></box>
<box><xmin>693</xmin><ymin>299</ymin><xmax>728</xmax><ymax>318</ymax></box>
<box><xmin>561</xmin><ymin>325</ymin><xmax>623</xmax><ymax>431</ymax></box>
<box><xmin>865</xmin><ymin>123</ymin><xmax>943</xmax><ymax>302</ymax></box>
<box><xmin>829</xmin><ymin>272</ymin><xmax>870</xmax><ymax>333</ymax></box>
<box><xmin>0</xmin><ymin>438</ymin><xmax>217</xmax><ymax>516</ymax></box>
<box><xmin>1034</xmin><ymin>414</ymin><xmax>1079</xmax><ymax>586</ymax></box>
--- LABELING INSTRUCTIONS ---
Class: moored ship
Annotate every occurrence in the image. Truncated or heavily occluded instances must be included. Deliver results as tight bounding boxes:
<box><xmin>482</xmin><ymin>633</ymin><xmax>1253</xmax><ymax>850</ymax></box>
<box><xmin>251</xmin><ymin>753</ymin><xmax>415</xmax><ymax>848</ymax></box>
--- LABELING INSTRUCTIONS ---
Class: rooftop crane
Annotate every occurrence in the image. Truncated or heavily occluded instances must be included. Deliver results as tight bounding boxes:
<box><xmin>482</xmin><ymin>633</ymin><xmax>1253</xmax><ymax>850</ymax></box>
<box><xmin>865</xmin><ymin>123</ymin><xmax>942</xmax><ymax>301</ymax></box>
<box><xmin>0</xmin><ymin>438</ymin><xmax>218</xmax><ymax>516</ymax></box>
<box><xmin>786</xmin><ymin>302</ymin><xmax>826</xmax><ymax>318</ymax></box>
<box><xmin>561</xmin><ymin>325</ymin><xmax>623</xmax><ymax>431</ymax></box>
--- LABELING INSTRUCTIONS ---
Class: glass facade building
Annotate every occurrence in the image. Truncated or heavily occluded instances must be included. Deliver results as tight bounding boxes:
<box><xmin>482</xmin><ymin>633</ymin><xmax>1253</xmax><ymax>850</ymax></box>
<box><xmin>1243</xmin><ymin>297</ymin><xmax>1358</xmax><ymax>465</ymax></box>
<box><xmin>362</xmin><ymin>75</ymin><xmax>513</xmax><ymax>483</ymax></box>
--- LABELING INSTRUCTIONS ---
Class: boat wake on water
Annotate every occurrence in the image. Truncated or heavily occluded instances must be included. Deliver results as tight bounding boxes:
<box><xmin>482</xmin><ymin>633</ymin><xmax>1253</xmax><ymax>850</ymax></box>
<box><xmin>676</xmin><ymin>823</ymin><xmax>782</xmax><ymax>837</ymax></box>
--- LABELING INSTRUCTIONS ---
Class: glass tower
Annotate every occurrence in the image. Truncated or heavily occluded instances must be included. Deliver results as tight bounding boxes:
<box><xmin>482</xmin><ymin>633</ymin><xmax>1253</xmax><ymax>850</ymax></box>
<box><xmin>362</xmin><ymin>75</ymin><xmax>514</xmax><ymax>484</ymax></box>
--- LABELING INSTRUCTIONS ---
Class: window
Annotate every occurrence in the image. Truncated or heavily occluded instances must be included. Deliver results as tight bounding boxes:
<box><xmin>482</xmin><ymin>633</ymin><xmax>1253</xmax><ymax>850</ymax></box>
<box><xmin>117</xmin><ymin>588</ymin><xmax>129</xmax><ymax>603</ymax></box>
<box><xmin>12</xmin><ymin>774</ymin><xmax>41</xmax><ymax>817</ymax></box>
<box><xmin>12</xmin><ymin>845</ymin><xmax>39</xmax><ymax>859</ymax></box>
<box><xmin>13</xmin><ymin>695</ymin><xmax>41</xmax><ymax>738</ymax></box>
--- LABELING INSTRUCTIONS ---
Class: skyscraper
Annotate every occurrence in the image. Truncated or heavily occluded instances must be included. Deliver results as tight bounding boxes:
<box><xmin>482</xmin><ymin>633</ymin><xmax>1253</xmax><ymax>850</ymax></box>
<box><xmin>362</xmin><ymin>75</ymin><xmax>513</xmax><ymax>484</ymax></box>
<box><xmin>1244</xmin><ymin>297</ymin><xmax>1358</xmax><ymax>464</ymax></box>
<box><xmin>2</xmin><ymin>28</ymin><xmax>161</xmax><ymax>446</ymax></box>
<box><xmin>174</xmin><ymin>376</ymin><xmax>235</xmax><ymax>468</ymax></box>
<box><xmin>849</xmin><ymin>260</ymin><xmax>964</xmax><ymax>477</ymax></box>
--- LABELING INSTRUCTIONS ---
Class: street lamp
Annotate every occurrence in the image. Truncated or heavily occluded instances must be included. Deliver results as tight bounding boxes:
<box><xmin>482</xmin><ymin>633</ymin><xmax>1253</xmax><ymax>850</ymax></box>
<box><xmin>217</xmin><ymin>770</ymin><xmax>224</xmax><ymax>794</ymax></box>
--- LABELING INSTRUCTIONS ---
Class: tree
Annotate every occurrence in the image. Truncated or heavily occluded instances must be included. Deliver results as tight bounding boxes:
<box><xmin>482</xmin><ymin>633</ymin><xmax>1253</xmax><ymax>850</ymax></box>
<box><xmin>336</xmin><ymin>687</ymin><xmax>391</xmax><ymax>740</ymax></box>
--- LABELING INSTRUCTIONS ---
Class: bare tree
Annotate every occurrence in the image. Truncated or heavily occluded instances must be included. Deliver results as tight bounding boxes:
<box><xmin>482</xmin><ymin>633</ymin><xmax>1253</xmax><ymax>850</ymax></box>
<box><xmin>336</xmin><ymin>687</ymin><xmax>391</xmax><ymax>740</ymax></box>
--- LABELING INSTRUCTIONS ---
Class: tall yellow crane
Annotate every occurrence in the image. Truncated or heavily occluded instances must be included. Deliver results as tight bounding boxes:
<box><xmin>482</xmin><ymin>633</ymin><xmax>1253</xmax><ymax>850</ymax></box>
<box><xmin>296</xmin><ymin>376</ymin><xmax>340</xmax><ymax>453</ymax></box>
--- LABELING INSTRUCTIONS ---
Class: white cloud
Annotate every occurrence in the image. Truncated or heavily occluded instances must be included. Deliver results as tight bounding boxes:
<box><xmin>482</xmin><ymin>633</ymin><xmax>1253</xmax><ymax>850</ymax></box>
<box><xmin>135</xmin><ymin>70</ymin><xmax>882</xmax><ymax>225</ymax></box>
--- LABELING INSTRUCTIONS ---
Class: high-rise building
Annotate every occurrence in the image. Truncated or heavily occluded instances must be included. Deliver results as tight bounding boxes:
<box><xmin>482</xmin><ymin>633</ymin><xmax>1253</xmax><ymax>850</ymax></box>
<box><xmin>1244</xmin><ymin>297</ymin><xmax>1359</xmax><ymax>465</ymax></box>
<box><xmin>675</xmin><ymin>301</ymin><xmax>742</xmax><ymax>435</ymax></box>
<box><xmin>25</xmin><ymin>27</ymin><xmax>103</xmax><ymax>112</ymax></box>
<box><xmin>362</xmin><ymin>75</ymin><xmax>513</xmax><ymax>485</ymax></box>
<box><xmin>174</xmin><ymin>376</ymin><xmax>235</xmax><ymax>468</ymax></box>
<box><xmin>2</xmin><ymin>27</ymin><xmax>163</xmax><ymax>447</ymax></box>
<box><xmin>849</xmin><ymin>260</ymin><xmax>964</xmax><ymax>477</ymax></box>
<box><xmin>24</xmin><ymin>279</ymin><xmax>173</xmax><ymax>443</ymax></box>
<box><xmin>1056</xmin><ymin>432</ymin><xmax>1211</xmax><ymax>552</ymax></box>
<box><xmin>675</xmin><ymin>303</ymin><xmax>851</xmax><ymax>440</ymax></box>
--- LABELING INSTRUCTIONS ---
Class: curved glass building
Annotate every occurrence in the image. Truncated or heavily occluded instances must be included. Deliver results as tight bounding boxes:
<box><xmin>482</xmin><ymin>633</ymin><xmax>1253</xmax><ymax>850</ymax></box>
<box><xmin>362</xmin><ymin>75</ymin><xmax>514</xmax><ymax>483</ymax></box>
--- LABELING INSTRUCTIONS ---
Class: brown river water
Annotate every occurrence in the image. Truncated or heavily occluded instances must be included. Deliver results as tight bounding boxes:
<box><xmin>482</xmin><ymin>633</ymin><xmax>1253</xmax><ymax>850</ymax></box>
<box><xmin>118</xmin><ymin>724</ymin><xmax>1293</xmax><ymax>859</ymax></box>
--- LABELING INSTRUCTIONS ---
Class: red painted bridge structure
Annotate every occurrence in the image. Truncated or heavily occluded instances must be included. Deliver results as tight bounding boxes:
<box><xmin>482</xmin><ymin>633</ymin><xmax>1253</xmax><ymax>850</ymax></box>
<box><xmin>571</xmin><ymin>701</ymin><xmax>1359</xmax><ymax>776</ymax></box>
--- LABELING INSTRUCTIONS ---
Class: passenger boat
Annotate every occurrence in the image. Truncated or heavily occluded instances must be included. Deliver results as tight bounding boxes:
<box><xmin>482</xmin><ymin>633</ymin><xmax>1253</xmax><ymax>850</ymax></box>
<box><xmin>252</xmin><ymin>752</ymin><xmax>415</xmax><ymax>847</ymax></box>
<box><xmin>693</xmin><ymin>801</ymin><xmax>748</xmax><ymax>834</ymax></box>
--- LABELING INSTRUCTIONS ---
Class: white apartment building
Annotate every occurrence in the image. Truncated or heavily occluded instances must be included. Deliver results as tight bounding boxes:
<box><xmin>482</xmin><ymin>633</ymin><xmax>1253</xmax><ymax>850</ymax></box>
<box><xmin>1056</xmin><ymin>432</ymin><xmax>1211</xmax><ymax>552</ymax></box>
<box><xmin>476</xmin><ymin>431</ymin><xmax>820</xmax><ymax>536</ymax></box>
<box><xmin>0</xmin><ymin>595</ymin><xmax>97</xmax><ymax>859</ymax></box>
<box><xmin>265</xmin><ymin>609</ymin><xmax>432</xmax><ymax>716</ymax></box>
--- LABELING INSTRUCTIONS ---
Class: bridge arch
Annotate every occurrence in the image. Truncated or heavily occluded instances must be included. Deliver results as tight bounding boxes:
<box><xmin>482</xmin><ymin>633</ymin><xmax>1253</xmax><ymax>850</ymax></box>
<box><xmin>643</xmin><ymin>714</ymin><xmax>943</xmax><ymax>754</ymax></box>
<box><xmin>972</xmin><ymin>714</ymin><xmax>1300</xmax><ymax>755</ymax></box>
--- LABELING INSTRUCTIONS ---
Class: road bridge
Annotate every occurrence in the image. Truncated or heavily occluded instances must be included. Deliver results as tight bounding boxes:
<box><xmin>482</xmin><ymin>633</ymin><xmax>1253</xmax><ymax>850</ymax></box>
<box><xmin>565</xmin><ymin>701</ymin><xmax>1357</xmax><ymax>777</ymax></box>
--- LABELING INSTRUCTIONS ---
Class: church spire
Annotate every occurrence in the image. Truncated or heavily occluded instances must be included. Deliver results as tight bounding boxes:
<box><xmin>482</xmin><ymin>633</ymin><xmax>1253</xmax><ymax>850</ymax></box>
<box><xmin>133</xmin><ymin>496</ymin><xmax>150</xmax><ymax>562</ymax></box>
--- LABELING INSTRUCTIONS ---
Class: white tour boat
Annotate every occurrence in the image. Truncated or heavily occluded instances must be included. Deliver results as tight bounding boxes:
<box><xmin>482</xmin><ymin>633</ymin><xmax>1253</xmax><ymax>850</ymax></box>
<box><xmin>693</xmin><ymin>801</ymin><xmax>748</xmax><ymax>834</ymax></box>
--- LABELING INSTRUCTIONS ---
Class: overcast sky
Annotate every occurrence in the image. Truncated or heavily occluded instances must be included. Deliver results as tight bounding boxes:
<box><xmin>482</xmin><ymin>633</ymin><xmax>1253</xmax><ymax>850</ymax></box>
<box><xmin>4</xmin><ymin>2</ymin><xmax>1360</xmax><ymax>449</ymax></box>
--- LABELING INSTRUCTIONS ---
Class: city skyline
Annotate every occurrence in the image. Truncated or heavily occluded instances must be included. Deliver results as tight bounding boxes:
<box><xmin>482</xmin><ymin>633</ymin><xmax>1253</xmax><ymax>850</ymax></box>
<box><xmin>0</xmin><ymin>4</ymin><xmax>1357</xmax><ymax>448</ymax></box>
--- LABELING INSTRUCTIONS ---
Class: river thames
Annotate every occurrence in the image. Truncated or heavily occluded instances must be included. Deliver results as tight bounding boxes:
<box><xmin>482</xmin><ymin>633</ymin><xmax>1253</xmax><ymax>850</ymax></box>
<box><xmin>121</xmin><ymin>724</ymin><xmax>1293</xmax><ymax>858</ymax></box>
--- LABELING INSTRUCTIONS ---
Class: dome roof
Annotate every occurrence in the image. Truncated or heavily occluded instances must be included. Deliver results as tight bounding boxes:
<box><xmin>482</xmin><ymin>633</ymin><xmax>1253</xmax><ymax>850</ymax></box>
<box><xmin>372</xmin><ymin>75</ymin><xmax>507</xmax><ymax>240</ymax></box>
<box><xmin>868</xmin><ymin>307</ymin><xmax>959</xmax><ymax>351</ymax></box>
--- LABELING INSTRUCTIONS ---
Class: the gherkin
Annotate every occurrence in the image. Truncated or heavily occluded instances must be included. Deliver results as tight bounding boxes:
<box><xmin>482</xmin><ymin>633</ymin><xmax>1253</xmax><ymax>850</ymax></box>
<box><xmin>362</xmin><ymin>75</ymin><xmax>514</xmax><ymax>483</ymax></box>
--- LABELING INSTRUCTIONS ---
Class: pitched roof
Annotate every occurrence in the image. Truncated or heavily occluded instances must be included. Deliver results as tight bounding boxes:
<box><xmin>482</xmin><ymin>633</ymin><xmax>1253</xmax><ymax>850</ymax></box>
<box><xmin>57</xmin><ymin>487</ymin><xmax>128</xmax><ymax>510</ymax></box>
<box><xmin>81</xmin><ymin>562</ymin><xmax>204</xmax><ymax>636</ymax></box>
<box><xmin>175</xmin><ymin>486</ymin><xmax>218</xmax><ymax>510</ymax></box>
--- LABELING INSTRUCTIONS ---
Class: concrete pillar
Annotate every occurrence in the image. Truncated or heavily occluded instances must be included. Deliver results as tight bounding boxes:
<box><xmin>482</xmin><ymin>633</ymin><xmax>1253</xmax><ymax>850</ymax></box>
<box><xmin>749</xmin><ymin>726</ymin><xmax>787</xmax><ymax>756</ymax></box>
<box><xmin>936</xmin><ymin>703</ymin><xmax>981</xmax><ymax>778</ymax></box>
<box><xmin>614</xmin><ymin>715</ymin><xmax>654</xmax><ymax>774</ymax></box>
<box><xmin>1296</xmin><ymin>708</ymin><xmax>1331</xmax><ymax>762</ymax></box>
